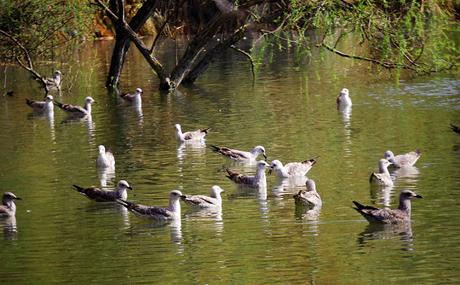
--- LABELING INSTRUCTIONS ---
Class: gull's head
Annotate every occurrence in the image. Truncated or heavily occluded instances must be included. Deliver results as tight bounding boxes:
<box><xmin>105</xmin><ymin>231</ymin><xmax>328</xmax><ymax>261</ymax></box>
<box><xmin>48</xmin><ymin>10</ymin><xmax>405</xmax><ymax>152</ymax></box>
<box><xmin>378</xmin><ymin>158</ymin><xmax>392</xmax><ymax>169</ymax></box>
<box><xmin>135</xmin><ymin>88</ymin><xmax>143</xmax><ymax>95</ymax></box>
<box><xmin>384</xmin><ymin>150</ymin><xmax>395</xmax><ymax>161</ymax></box>
<box><xmin>170</xmin><ymin>190</ymin><xmax>184</xmax><ymax>201</ymax></box>
<box><xmin>3</xmin><ymin>192</ymin><xmax>21</xmax><ymax>202</ymax></box>
<box><xmin>85</xmin><ymin>96</ymin><xmax>95</xmax><ymax>104</ymax></box>
<box><xmin>400</xmin><ymin>189</ymin><xmax>423</xmax><ymax>200</ymax></box>
<box><xmin>253</xmin><ymin>145</ymin><xmax>267</xmax><ymax>160</ymax></box>
<box><xmin>117</xmin><ymin>180</ymin><xmax>132</xmax><ymax>190</ymax></box>
<box><xmin>210</xmin><ymin>185</ymin><xmax>225</xmax><ymax>196</ymax></box>
<box><xmin>54</xmin><ymin>70</ymin><xmax>62</xmax><ymax>77</ymax></box>
<box><xmin>174</xmin><ymin>124</ymin><xmax>182</xmax><ymax>132</ymax></box>
<box><xmin>340</xmin><ymin>88</ymin><xmax>349</xmax><ymax>97</ymax></box>
<box><xmin>98</xmin><ymin>145</ymin><xmax>106</xmax><ymax>154</ymax></box>
<box><xmin>306</xmin><ymin>179</ymin><xmax>317</xmax><ymax>192</ymax></box>
<box><xmin>45</xmin><ymin>95</ymin><xmax>54</xmax><ymax>102</ymax></box>
<box><xmin>256</xmin><ymin>160</ymin><xmax>270</xmax><ymax>170</ymax></box>
<box><xmin>270</xmin><ymin>159</ymin><xmax>283</xmax><ymax>170</ymax></box>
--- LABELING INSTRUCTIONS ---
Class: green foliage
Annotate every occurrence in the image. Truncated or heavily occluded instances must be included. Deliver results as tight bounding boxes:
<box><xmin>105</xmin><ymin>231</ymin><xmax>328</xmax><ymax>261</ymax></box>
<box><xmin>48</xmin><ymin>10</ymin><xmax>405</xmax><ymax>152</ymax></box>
<box><xmin>0</xmin><ymin>0</ymin><xmax>94</xmax><ymax>61</ymax></box>
<box><xmin>252</xmin><ymin>0</ymin><xmax>458</xmax><ymax>75</ymax></box>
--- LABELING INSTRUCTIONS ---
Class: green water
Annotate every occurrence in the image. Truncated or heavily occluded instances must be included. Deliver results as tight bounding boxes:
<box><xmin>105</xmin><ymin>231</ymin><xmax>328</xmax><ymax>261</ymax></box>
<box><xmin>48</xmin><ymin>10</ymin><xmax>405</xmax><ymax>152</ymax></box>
<box><xmin>0</xmin><ymin>39</ymin><xmax>459</xmax><ymax>284</ymax></box>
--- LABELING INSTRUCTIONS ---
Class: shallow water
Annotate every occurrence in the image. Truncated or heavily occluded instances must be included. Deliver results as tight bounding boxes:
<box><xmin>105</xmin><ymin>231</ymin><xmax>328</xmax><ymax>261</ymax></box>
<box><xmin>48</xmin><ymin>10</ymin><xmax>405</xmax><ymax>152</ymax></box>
<box><xmin>0</xmin><ymin>38</ymin><xmax>459</xmax><ymax>284</ymax></box>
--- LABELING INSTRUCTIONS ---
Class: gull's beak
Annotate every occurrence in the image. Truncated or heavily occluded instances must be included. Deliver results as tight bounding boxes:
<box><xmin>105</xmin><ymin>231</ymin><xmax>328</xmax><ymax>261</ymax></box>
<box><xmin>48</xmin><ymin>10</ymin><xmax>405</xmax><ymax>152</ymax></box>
<box><xmin>415</xmin><ymin>194</ymin><xmax>423</xmax><ymax>199</ymax></box>
<box><xmin>15</xmin><ymin>197</ymin><xmax>22</xmax><ymax>200</ymax></box>
<box><xmin>263</xmin><ymin>154</ymin><xmax>268</xmax><ymax>160</ymax></box>
<box><xmin>268</xmin><ymin>166</ymin><xmax>273</xmax><ymax>175</ymax></box>
<box><xmin>127</xmin><ymin>186</ymin><xmax>133</xmax><ymax>190</ymax></box>
<box><xmin>180</xmin><ymin>195</ymin><xmax>187</xmax><ymax>199</ymax></box>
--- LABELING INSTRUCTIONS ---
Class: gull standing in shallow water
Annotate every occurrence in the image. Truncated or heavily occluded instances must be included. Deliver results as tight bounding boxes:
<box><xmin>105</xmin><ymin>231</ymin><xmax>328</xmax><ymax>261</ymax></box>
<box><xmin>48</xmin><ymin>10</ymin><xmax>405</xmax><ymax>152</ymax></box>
<box><xmin>211</xmin><ymin>145</ymin><xmax>267</xmax><ymax>162</ymax></box>
<box><xmin>269</xmin><ymin>158</ymin><xmax>317</xmax><ymax>178</ymax></box>
<box><xmin>73</xmin><ymin>180</ymin><xmax>132</xmax><ymax>202</ymax></box>
<box><xmin>116</xmin><ymin>190</ymin><xmax>184</xmax><ymax>221</ymax></box>
<box><xmin>175</xmin><ymin>124</ymin><xmax>210</xmax><ymax>143</ymax></box>
<box><xmin>353</xmin><ymin>190</ymin><xmax>422</xmax><ymax>224</ymax></box>
<box><xmin>54</xmin><ymin>96</ymin><xmax>95</xmax><ymax>117</ymax></box>
<box><xmin>226</xmin><ymin>161</ymin><xmax>270</xmax><ymax>188</ymax></box>
<box><xmin>0</xmin><ymin>192</ymin><xmax>22</xmax><ymax>217</ymax></box>
<box><xmin>370</xmin><ymin>159</ymin><xmax>394</xmax><ymax>186</ymax></box>
<box><xmin>96</xmin><ymin>145</ymin><xmax>115</xmax><ymax>169</ymax></box>
<box><xmin>120</xmin><ymin>88</ymin><xmax>142</xmax><ymax>106</ymax></box>
<box><xmin>26</xmin><ymin>95</ymin><xmax>54</xmax><ymax>113</ymax></box>
<box><xmin>181</xmin><ymin>185</ymin><xmax>224</xmax><ymax>210</ymax></box>
<box><xmin>384</xmin><ymin>149</ymin><xmax>421</xmax><ymax>168</ymax></box>
<box><xmin>293</xmin><ymin>179</ymin><xmax>322</xmax><ymax>208</ymax></box>
<box><xmin>336</xmin><ymin>88</ymin><xmax>352</xmax><ymax>107</ymax></box>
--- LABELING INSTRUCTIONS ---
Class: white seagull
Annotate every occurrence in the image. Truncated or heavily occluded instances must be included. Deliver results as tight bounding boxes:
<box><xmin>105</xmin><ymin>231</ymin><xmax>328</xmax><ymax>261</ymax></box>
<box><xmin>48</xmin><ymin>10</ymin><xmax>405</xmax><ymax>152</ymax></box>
<box><xmin>211</xmin><ymin>145</ymin><xmax>267</xmax><ymax>162</ymax></box>
<box><xmin>336</xmin><ymin>88</ymin><xmax>352</xmax><ymax>107</ymax></box>
<box><xmin>353</xmin><ymin>190</ymin><xmax>422</xmax><ymax>224</ymax></box>
<box><xmin>269</xmin><ymin>158</ymin><xmax>317</xmax><ymax>178</ymax></box>
<box><xmin>96</xmin><ymin>145</ymin><xmax>115</xmax><ymax>169</ymax></box>
<box><xmin>42</xmin><ymin>70</ymin><xmax>62</xmax><ymax>91</ymax></box>
<box><xmin>0</xmin><ymin>192</ymin><xmax>22</xmax><ymax>217</ymax></box>
<box><xmin>369</xmin><ymin>159</ymin><xmax>394</xmax><ymax>186</ymax></box>
<box><xmin>120</xmin><ymin>88</ymin><xmax>142</xmax><ymax>106</ymax></box>
<box><xmin>226</xmin><ymin>160</ymin><xmax>269</xmax><ymax>188</ymax></box>
<box><xmin>384</xmin><ymin>150</ymin><xmax>421</xmax><ymax>168</ymax></box>
<box><xmin>116</xmin><ymin>190</ymin><xmax>184</xmax><ymax>221</ymax></box>
<box><xmin>73</xmin><ymin>180</ymin><xmax>132</xmax><ymax>202</ymax></box>
<box><xmin>181</xmin><ymin>185</ymin><xmax>224</xmax><ymax>209</ymax></box>
<box><xmin>293</xmin><ymin>179</ymin><xmax>322</xmax><ymax>208</ymax></box>
<box><xmin>26</xmin><ymin>95</ymin><xmax>54</xmax><ymax>113</ymax></box>
<box><xmin>175</xmin><ymin>124</ymin><xmax>210</xmax><ymax>142</ymax></box>
<box><xmin>54</xmin><ymin>96</ymin><xmax>95</xmax><ymax>117</ymax></box>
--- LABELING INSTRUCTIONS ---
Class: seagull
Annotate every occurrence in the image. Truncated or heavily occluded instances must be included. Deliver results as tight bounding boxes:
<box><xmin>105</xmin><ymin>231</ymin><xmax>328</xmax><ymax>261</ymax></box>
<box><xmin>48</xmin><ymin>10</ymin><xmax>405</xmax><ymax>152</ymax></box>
<box><xmin>293</xmin><ymin>179</ymin><xmax>322</xmax><ymax>208</ymax></box>
<box><xmin>54</xmin><ymin>96</ymin><xmax>95</xmax><ymax>117</ymax></box>
<box><xmin>269</xmin><ymin>158</ymin><xmax>317</xmax><ymax>178</ymax></box>
<box><xmin>353</xmin><ymin>190</ymin><xmax>422</xmax><ymax>224</ymax></box>
<box><xmin>0</xmin><ymin>192</ymin><xmax>21</xmax><ymax>217</ymax></box>
<box><xmin>73</xmin><ymin>180</ymin><xmax>132</xmax><ymax>202</ymax></box>
<box><xmin>181</xmin><ymin>185</ymin><xmax>224</xmax><ymax>209</ymax></box>
<box><xmin>451</xmin><ymin>124</ymin><xmax>460</xmax><ymax>134</ymax></box>
<box><xmin>116</xmin><ymin>190</ymin><xmax>184</xmax><ymax>221</ymax></box>
<box><xmin>120</xmin><ymin>88</ymin><xmax>142</xmax><ymax>105</ymax></box>
<box><xmin>41</xmin><ymin>70</ymin><xmax>62</xmax><ymax>91</ymax></box>
<box><xmin>370</xmin><ymin>159</ymin><xmax>393</xmax><ymax>186</ymax></box>
<box><xmin>211</xmin><ymin>145</ymin><xmax>267</xmax><ymax>162</ymax></box>
<box><xmin>336</xmin><ymin>88</ymin><xmax>352</xmax><ymax>107</ymax></box>
<box><xmin>96</xmin><ymin>145</ymin><xmax>115</xmax><ymax>169</ymax></box>
<box><xmin>226</xmin><ymin>160</ymin><xmax>269</xmax><ymax>188</ymax></box>
<box><xmin>384</xmin><ymin>150</ymin><xmax>421</xmax><ymax>168</ymax></box>
<box><xmin>26</xmin><ymin>95</ymin><xmax>54</xmax><ymax>113</ymax></box>
<box><xmin>175</xmin><ymin>124</ymin><xmax>210</xmax><ymax>142</ymax></box>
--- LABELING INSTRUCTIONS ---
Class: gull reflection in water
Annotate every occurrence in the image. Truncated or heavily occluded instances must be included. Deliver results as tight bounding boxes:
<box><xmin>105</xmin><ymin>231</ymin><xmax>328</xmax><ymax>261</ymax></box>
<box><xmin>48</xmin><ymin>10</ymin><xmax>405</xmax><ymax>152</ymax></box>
<box><xmin>98</xmin><ymin>167</ymin><xmax>116</xmax><ymax>188</ymax></box>
<box><xmin>391</xmin><ymin>165</ymin><xmax>420</xmax><ymax>180</ymax></box>
<box><xmin>357</xmin><ymin>222</ymin><xmax>414</xmax><ymax>251</ymax></box>
<box><xmin>176</xmin><ymin>141</ymin><xmax>207</xmax><ymax>161</ymax></box>
<box><xmin>184</xmin><ymin>208</ymin><xmax>224</xmax><ymax>236</ymax></box>
<box><xmin>27</xmin><ymin>111</ymin><xmax>56</xmax><ymax>143</ymax></box>
<box><xmin>1</xmin><ymin>216</ymin><xmax>17</xmax><ymax>240</ymax></box>
<box><xmin>272</xmin><ymin>176</ymin><xmax>308</xmax><ymax>199</ymax></box>
<box><xmin>370</xmin><ymin>185</ymin><xmax>394</xmax><ymax>207</ymax></box>
<box><xmin>61</xmin><ymin>114</ymin><xmax>96</xmax><ymax>145</ymax></box>
<box><xmin>294</xmin><ymin>203</ymin><xmax>321</xmax><ymax>223</ymax></box>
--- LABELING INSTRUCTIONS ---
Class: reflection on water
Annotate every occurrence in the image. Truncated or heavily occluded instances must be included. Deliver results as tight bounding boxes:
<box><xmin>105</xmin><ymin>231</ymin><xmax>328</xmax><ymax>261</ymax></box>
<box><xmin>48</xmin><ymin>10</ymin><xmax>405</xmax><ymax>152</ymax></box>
<box><xmin>98</xmin><ymin>167</ymin><xmax>116</xmax><ymax>187</ymax></box>
<box><xmin>1</xmin><ymin>216</ymin><xmax>17</xmax><ymax>240</ymax></box>
<box><xmin>272</xmin><ymin>176</ymin><xmax>308</xmax><ymax>198</ymax></box>
<box><xmin>370</xmin><ymin>185</ymin><xmax>394</xmax><ymax>207</ymax></box>
<box><xmin>357</xmin><ymin>222</ymin><xmax>414</xmax><ymax>251</ymax></box>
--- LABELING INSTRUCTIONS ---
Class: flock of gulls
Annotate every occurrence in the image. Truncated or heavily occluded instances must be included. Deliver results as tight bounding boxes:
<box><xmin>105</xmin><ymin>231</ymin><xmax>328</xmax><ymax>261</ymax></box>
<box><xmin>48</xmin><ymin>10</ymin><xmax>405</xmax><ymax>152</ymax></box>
<box><xmin>2</xmin><ymin>79</ymin><xmax>460</xmax><ymax>228</ymax></box>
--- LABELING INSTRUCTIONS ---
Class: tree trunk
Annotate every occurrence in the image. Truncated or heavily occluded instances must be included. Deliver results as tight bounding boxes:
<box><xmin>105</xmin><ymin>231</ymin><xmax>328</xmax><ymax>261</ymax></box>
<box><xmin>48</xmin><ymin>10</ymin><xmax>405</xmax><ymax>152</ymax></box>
<box><xmin>106</xmin><ymin>0</ymin><xmax>158</xmax><ymax>87</ymax></box>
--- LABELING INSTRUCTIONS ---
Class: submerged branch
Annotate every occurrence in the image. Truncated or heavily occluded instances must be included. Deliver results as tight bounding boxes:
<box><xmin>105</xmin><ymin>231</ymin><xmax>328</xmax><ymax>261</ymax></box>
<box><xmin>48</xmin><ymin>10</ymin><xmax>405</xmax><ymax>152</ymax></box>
<box><xmin>318</xmin><ymin>42</ymin><xmax>418</xmax><ymax>71</ymax></box>
<box><xmin>230</xmin><ymin>46</ymin><xmax>255</xmax><ymax>84</ymax></box>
